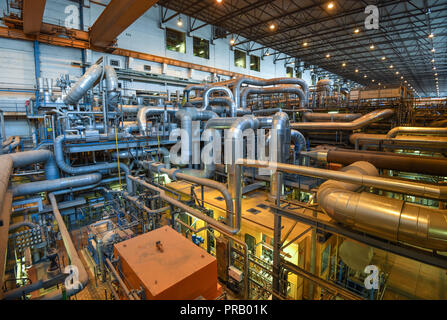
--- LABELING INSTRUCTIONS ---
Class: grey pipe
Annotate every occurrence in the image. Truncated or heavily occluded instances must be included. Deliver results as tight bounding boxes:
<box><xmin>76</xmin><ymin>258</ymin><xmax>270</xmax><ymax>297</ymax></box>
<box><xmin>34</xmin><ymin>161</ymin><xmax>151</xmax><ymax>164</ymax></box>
<box><xmin>202</xmin><ymin>86</ymin><xmax>237</xmax><ymax>117</ymax></box>
<box><xmin>12</xmin><ymin>173</ymin><xmax>102</xmax><ymax>197</ymax></box>
<box><xmin>137</xmin><ymin>106</ymin><xmax>178</xmax><ymax>135</ymax></box>
<box><xmin>104</xmin><ymin>66</ymin><xmax>119</xmax><ymax>107</ymax></box>
<box><xmin>240</xmin><ymin>86</ymin><xmax>306</xmax><ymax>109</ymax></box>
<box><xmin>3</xmin><ymin>136</ymin><xmax>21</xmax><ymax>153</ymax></box>
<box><xmin>8</xmin><ymin>150</ymin><xmax>59</xmax><ymax>180</ymax></box>
<box><xmin>291</xmin><ymin>109</ymin><xmax>394</xmax><ymax>131</ymax></box>
<box><xmin>184</xmin><ymin>84</ymin><xmax>210</xmax><ymax>101</ymax></box>
<box><xmin>291</xmin><ymin>130</ymin><xmax>307</xmax><ymax>152</ymax></box>
<box><xmin>234</xmin><ymin>77</ymin><xmax>310</xmax><ymax>109</ymax></box>
<box><xmin>303</xmin><ymin>112</ymin><xmax>362</xmax><ymax>122</ymax></box>
<box><xmin>350</xmin><ymin>133</ymin><xmax>447</xmax><ymax>150</ymax></box>
<box><xmin>317</xmin><ymin>161</ymin><xmax>447</xmax><ymax>251</ymax></box>
<box><xmin>64</xmin><ymin>63</ymin><xmax>103</xmax><ymax>106</ymax></box>
<box><xmin>54</xmin><ymin>134</ymin><xmax>132</xmax><ymax>193</ymax></box>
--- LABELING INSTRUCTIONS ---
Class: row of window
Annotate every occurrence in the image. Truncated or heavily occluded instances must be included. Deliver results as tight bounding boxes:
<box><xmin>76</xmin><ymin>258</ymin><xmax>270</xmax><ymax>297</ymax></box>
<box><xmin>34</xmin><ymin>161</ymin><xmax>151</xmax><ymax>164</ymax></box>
<box><xmin>166</xmin><ymin>28</ymin><xmax>261</xmax><ymax>72</ymax></box>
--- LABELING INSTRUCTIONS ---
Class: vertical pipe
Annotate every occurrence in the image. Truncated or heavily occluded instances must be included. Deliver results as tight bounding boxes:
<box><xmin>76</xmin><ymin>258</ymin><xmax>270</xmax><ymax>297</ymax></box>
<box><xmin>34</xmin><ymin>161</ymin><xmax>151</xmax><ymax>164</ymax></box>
<box><xmin>33</xmin><ymin>40</ymin><xmax>41</xmax><ymax>108</ymax></box>
<box><xmin>272</xmin><ymin>174</ymin><xmax>282</xmax><ymax>298</ymax></box>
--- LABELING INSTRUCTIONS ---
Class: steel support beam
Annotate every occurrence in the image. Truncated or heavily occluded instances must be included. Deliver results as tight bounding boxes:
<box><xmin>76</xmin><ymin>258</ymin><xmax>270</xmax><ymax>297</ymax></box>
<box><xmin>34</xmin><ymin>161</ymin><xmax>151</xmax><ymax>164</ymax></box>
<box><xmin>22</xmin><ymin>0</ymin><xmax>46</xmax><ymax>35</ymax></box>
<box><xmin>90</xmin><ymin>0</ymin><xmax>159</xmax><ymax>48</ymax></box>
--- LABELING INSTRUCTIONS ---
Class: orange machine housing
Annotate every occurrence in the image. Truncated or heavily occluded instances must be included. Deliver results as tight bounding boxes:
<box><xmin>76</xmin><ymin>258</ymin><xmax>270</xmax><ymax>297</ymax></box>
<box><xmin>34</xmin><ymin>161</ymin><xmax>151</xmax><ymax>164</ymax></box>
<box><xmin>113</xmin><ymin>226</ymin><xmax>221</xmax><ymax>300</ymax></box>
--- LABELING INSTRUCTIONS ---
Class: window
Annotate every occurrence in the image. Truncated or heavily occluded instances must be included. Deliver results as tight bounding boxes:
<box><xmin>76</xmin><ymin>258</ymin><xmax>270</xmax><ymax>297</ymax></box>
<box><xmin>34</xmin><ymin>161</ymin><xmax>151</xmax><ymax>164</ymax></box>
<box><xmin>193</xmin><ymin>37</ymin><xmax>209</xmax><ymax>59</ymax></box>
<box><xmin>250</xmin><ymin>55</ymin><xmax>260</xmax><ymax>72</ymax></box>
<box><xmin>144</xmin><ymin>65</ymin><xmax>151</xmax><ymax>72</ymax></box>
<box><xmin>286</xmin><ymin>66</ymin><xmax>294</xmax><ymax>78</ymax></box>
<box><xmin>166</xmin><ymin>28</ymin><xmax>186</xmax><ymax>53</ymax></box>
<box><xmin>234</xmin><ymin>50</ymin><xmax>246</xmax><ymax>68</ymax></box>
<box><xmin>110</xmin><ymin>59</ymin><xmax>120</xmax><ymax>67</ymax></box>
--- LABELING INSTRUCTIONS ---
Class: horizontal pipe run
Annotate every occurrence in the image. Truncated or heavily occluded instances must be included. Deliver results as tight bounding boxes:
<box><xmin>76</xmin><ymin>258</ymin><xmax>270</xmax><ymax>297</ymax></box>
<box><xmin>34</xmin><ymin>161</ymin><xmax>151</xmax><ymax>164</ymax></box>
<box><xmin>235</xmin><ymin>159</ymin><xmax>447</xmax><ymax>200</ymax></box>
<box><xmin>303</xmin><ymin>112</ymin><xmax>362</xmax><ymax>122</ymax></box>
<box><xmin>291</xmin><ymin>109</ymin><xmax>394</xmax><ymax>131</ymax></box>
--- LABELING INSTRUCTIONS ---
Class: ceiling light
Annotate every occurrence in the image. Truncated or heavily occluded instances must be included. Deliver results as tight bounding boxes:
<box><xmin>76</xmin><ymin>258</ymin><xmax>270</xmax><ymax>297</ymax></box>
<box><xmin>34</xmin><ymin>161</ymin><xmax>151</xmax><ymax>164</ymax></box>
<box><xmin>433</xmin><ymin>67</ymin><xmax>437</xmax><ymax>70</ymax></box>
<box><xmin>354</xmin><ymin>28</ymin><xmax>360</xmax><ymax>34</ymax></box>
<box><xmin>369</xmin><ymin>44</ymin><xmax>375</xmax><ymax>50</ymax></box>
<box><xmin>364</xmin><ymin>75</ymin><xmax>367</xmax><ymax>78</ymax></box>
<box><xmin>395</xmin><ymin>71</ymin><xmax>399</xmax><ymax>75</ymax></box>
<box><xmin>327</xmin><ymin>2</ymin><xmax>335</xmax><ymax>9</ymax></box>
<box><xmin>177</xmin><ymin>17</ymin><xmax>183</xmax><ymax>27</ymax></box>
<box><xmin>326</xmin><ymin>54</ymin><xmax>331</xmax><ymax>58</ymax></box>
<box><xmin>269</xmin><ymin>23</ymin><xmax>276</xmax><ymax>31</ymax></box>
<box><xmin>303</xmin><ymin>42</ymin><xmax>308</xmax><ymax>47</ymax></box>
<box><xmin>431</xmin><ymin>59</ymin><xmax>435</xmax><ymax>63</ymax></box>
<box><xmin>342</xmin><ymin>62</ymin><xmax>346</xmax><ymax>67</ymax></box>
<box><xmin>265</xmin><ymin>51</ymin><xmax>270</xmax><ymax>56</ymax></box>
<box><xmin>389</xmin><ymin>65</ymin><xmax>394</xmax><ymax>69</ymax></box>
<box><xmin>216</xmin><ymin>0</ymin><xmax>223</xmax><ymax>3</ymax></box>
<box><xmin>381</xmin><ymin>56</ymin><xmax>386</xmax><ymax>60</ymax></box>
<box><xmin>428</xmin><ymin>33</ymin><xmax>434</xmax><ymax>38</ymax></box>
<box><xmin>378</xmin><ymin>83</ymin><xmax>381</xmax><ymax>86</ymax></box>
<box><xmin>372</xmin><ymin>79</ymin><xmax>375</xmax><ymax>82</ymax></box>
<box><xmin>431</xmin><ymin>48</ymin><xmax>436</xmax><ymax>52</ymax></box>
<box><xmin>355</xmin><ymin>69</ymin><xmax>359</xmax><ymax>73</ymax></box>
<box><xmin>230</xmin><ymin>38</ymin><xmax>235</xmax><ymax>45</ymax></box>
<box><xmin>401</xmin><ymin>76</ymin><xmax>404</xmax><ymax>79</ymax></box>
<box><xmin>434</xmin><ymin>73</ymin><xmax>438</xmax><ymax>76</ymax></box>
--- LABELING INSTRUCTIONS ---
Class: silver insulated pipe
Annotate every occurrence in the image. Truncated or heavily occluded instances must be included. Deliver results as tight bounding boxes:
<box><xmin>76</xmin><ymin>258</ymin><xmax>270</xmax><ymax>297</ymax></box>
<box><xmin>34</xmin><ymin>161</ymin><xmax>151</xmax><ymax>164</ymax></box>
<box><xmin>63</xmin><ymin>63</ymin><xmax>103</xmax><ymax>106</ymax></box>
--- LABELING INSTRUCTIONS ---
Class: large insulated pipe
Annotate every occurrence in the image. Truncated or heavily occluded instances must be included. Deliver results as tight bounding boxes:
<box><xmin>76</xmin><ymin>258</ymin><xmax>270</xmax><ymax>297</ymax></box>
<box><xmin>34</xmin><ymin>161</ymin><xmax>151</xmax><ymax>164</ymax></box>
<box><xmin>349</xmin><ymin>133</ymin><xmax>447</xmax><ymax>150</ymax></box>
<box><xmin>317</xmin><ymin>161</ymin><xmax>447</xmax><ymax>251</ymax></box>
<box><xmin>8</xmin><ymin>150</ymin><xmax>59</xmax><ymax>180</ymax></box>
<box><xmin>304</xmin><ymin>148</ymin><xmax>447</xmax><ymax>176</ymax></box>
<box><xmin>303</xmin><ymin>112</ymin><xmax>362</xmax><ymax>122</ymax></box>
<box><xmin>235</xmin><ymin>159</ymin><xmax>447</xmax><ymax>200</ymax></box>
<box><xmin>291</xmin><ymin>130</ymin><xmax>307</xmax><ymax>152</ymax></box>
<box><xmin>234</xmin><ymin>77</ymin><xmax>310</xmax><ymax>109</ymax></box>
<box><xmin>175</xmin><ymin>107</ymin><xmax>218</xmax><ymax>167</ymax></box>
<box><xmin>11</xmin><ymin>173</ymin><xmax>102</xmax><ymax>197</ymax></box>
<box><xmin>137</xmin><ymin>106</ymin><xmax>178</xmax><ymax>135</ymax></box>
<box><xmin>63</xmin><ymin>63</ymin><xmax>103</xmax><ymax>106</ymax></box>
<box><xmin>130</xmin><ymin>175</ymin><xmax>242</xmax><ymax>235</ymax></box>
<box><xmin>240</xmin><ymin>86</ymin><xmax>306</xmax><ymax>109</ymax></box>
<box><xmin>104</xmin><ymin>66</ymin><xmax>119</xmax><ymax>107</ymax></box>
<box><xmin>184</xmin><ymin>84</ymin><xmax>210</xmax><ymax>101</ymax></box>
<box><xmin>291</xmin><ymin>109</ymin><xmax>394</xmax><ymax>131</ymax></box>
<box><xmin>201</xmin><ymin>86</ymin><xmax>237</xmax><ymax>117</ymax></box>
<box><xmin>269</xmin><ymin>112</ymin><xmax>290</xmax><ymax>200</ymax></box>
<box><xmin>54</xmin><ymin>134</ymin><xmax>132</xmax><ymax>192</ymax></box>
<box><xmin>3</xmin><ymin>136</ymin><xmax>21</xmax><ymax>154</ymax></box>
<box><xmin>387</xmin><ymin>126</ymin><xmax>447</xmax><ymax>138</ymax></box>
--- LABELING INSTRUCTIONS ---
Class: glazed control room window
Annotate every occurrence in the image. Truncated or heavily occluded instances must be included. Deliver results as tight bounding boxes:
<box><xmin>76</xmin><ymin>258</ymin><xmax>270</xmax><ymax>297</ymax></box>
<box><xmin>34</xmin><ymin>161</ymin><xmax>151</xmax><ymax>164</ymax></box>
<box><xmin>234</xmin><ymin>50</ymin><xmax>246</xmax><ymax>68</ymax></box>
<box><xmin>166</xmin><ymin>28</ymin><xmax>186</xmax><ymax>53</ymax></box>
<box><xmin>286</xmin><ymin>66</ymin><xmax>294</xmax><ymax>78</ymax></box>
<box><xmin>250</xmin><ymin>55</ymin><xmax>260</xmax><ymax>72</ymax></box>
<box><xmin>193</xmin><ymin>37</ymin><xmax>209</xmax><ymax>59</ymax></box>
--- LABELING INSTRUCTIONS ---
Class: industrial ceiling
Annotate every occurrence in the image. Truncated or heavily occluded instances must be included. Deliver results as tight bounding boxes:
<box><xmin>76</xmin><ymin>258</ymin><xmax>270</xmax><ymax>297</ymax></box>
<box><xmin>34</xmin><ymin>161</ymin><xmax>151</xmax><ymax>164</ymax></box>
<box><xmin>158</xmin><ymin>0</ymin><xmax>447</xmax><ymax>98</ymax></box>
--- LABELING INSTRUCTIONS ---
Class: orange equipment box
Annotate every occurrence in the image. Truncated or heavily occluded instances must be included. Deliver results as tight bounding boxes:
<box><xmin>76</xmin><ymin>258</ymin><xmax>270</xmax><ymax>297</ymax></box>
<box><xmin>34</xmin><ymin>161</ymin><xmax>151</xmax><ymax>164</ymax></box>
<box><xmin>114</xmin><ymin>226</ymin><xmax>221</xmax><ymax>300</ymax></box>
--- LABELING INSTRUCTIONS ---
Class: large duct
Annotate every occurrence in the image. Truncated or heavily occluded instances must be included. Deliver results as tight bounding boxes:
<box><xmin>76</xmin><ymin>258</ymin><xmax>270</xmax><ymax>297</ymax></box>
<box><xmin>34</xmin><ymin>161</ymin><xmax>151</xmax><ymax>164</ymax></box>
<box><xmin>317</xmin><ymin>161</ymin><xmax>447</xmax><ymax>251</ymax></box>
<box><xmin>201</xmin><ymin>86</ymin><xmax>237</xmax><ymax>117</ymax></box>
<box><xmin>291</xmin><ymin>109</ymin><xmax>394</xmax><ymax>131</ymax></box>
<box><xmin>8</xmin><ymin>150</ymin><xmax>59</xmax><ymax>180</ymax></box>
<box><xmin>240</xmin><ymin>86</ymin><xmax>306</xmax><ymax>109</ymax></box>
<box><xmin>350</xmin><ymin>133</ymin><xmax>447</xmax><ymax>150</ymax></box>
<box><xmin>3</xmin><ymin>136</ymin><xmax>21</xmax><ymax>154</ymax></box>
<box><xmin>63</xmin><ymin>63</ymin><xmax>103</xmax><ymax>106</ymax></box>
<box><xmin>104</xmin><ymin>66</ymin><xmax>119</xmax><ymax>107</ymax></box>
<box><xmin>386</xmin><ymin>126</ymin><xmax>447</xmax><ymax>138</ymax></box>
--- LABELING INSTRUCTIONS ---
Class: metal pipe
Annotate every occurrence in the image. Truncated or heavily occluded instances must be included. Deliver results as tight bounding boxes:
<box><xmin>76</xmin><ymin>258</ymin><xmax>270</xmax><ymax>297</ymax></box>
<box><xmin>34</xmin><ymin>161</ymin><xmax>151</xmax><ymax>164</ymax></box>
<box><xmin>137</xmin><ymin>106</ymin><xmax>178</xmax><ymax>135</ymax></box>
<box><xmin>291</xmin><ymin>109</ymin><xmax>394</xmax><ymax>131</ymax></box>
<box><xmin>104</xmin><ymin>66</ymin><xmax>119</xmax><ymax>107</ymax></box>
<box><xmin>3</xmin><ymin>136</ymin><xmax>21</xmax><ymax>154</ymax></box>
<box><xmin>350</xmin><ymin>133</ymin><xmax>447</xmax><ymax>150</ymax></box>
<box><xmin>304</xmin><ymin>148</ymin><xmax>447</xmax><ymax>176</ymax></box>
<box><xmin>234</xmin><ymin>77</ymin><xmax>310</xmax><ymax>109</ymax></box>
<box><xmin>235</xmin><ymin>159</ymin><xmax>447</xmax><ymax>200</ymax></box>
<box><xmin>317</xmin><ymin>161</ymin><xmax>447</xmax><ymax>251</ymax></box>
<box><xmin>37</xmin><ymin>193</ymin><xmax>89</xmax><ymax>299</ymax></box>
<box><xmin>105</xmin><ymin>258</ymin><xmax>139</xmax><ymax>300</ymax></box>
<box><xmin>130</xmin><ymin>176</ymin><xmax>242</xmax><ymax>235</ymax></box>
<box><xmin>8</xmin><ymin>150</ymin><xmax>59</xmax><ymax>180</ymax></box>
<box><xmin>64</xmin><ymin>63</ymin><xmax>103</xmax><ymax>106</ymax></box>
<box><xmin>201</xmin><ymin>86</ymin><xmax>237</xmax><ymax>117</ymax></box>
<box><xmin>54</xmin><ymin>134</ymin><xmax>132</xmax><ymax>193</ymax></box>
<box><xmin>240</xmin><ymin>86</ymin><xmax>306</xmax><ymax>109</ymax></box>
<box><xmin>303</xmin><ymin>112</ymin><xmax>362</xmax><ymax>122</ymax></box>
<box><xmin>11</xmin><ymin>173</ymin><xmax>102</xmax><ymax>197</ymax></box>
<box><xmin>387</xmin><ymin>126</ymin><xmax>447</xmax><ymax>138</ymax></box>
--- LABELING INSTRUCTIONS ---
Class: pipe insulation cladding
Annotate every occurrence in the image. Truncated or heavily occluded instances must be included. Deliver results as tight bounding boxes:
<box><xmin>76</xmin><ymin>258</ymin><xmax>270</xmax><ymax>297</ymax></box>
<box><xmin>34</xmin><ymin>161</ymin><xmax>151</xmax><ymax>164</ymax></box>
<box><xmin>317</xmin><ymin>161</ymin><xmax>447</xmax><ymax>251</ymax></box>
